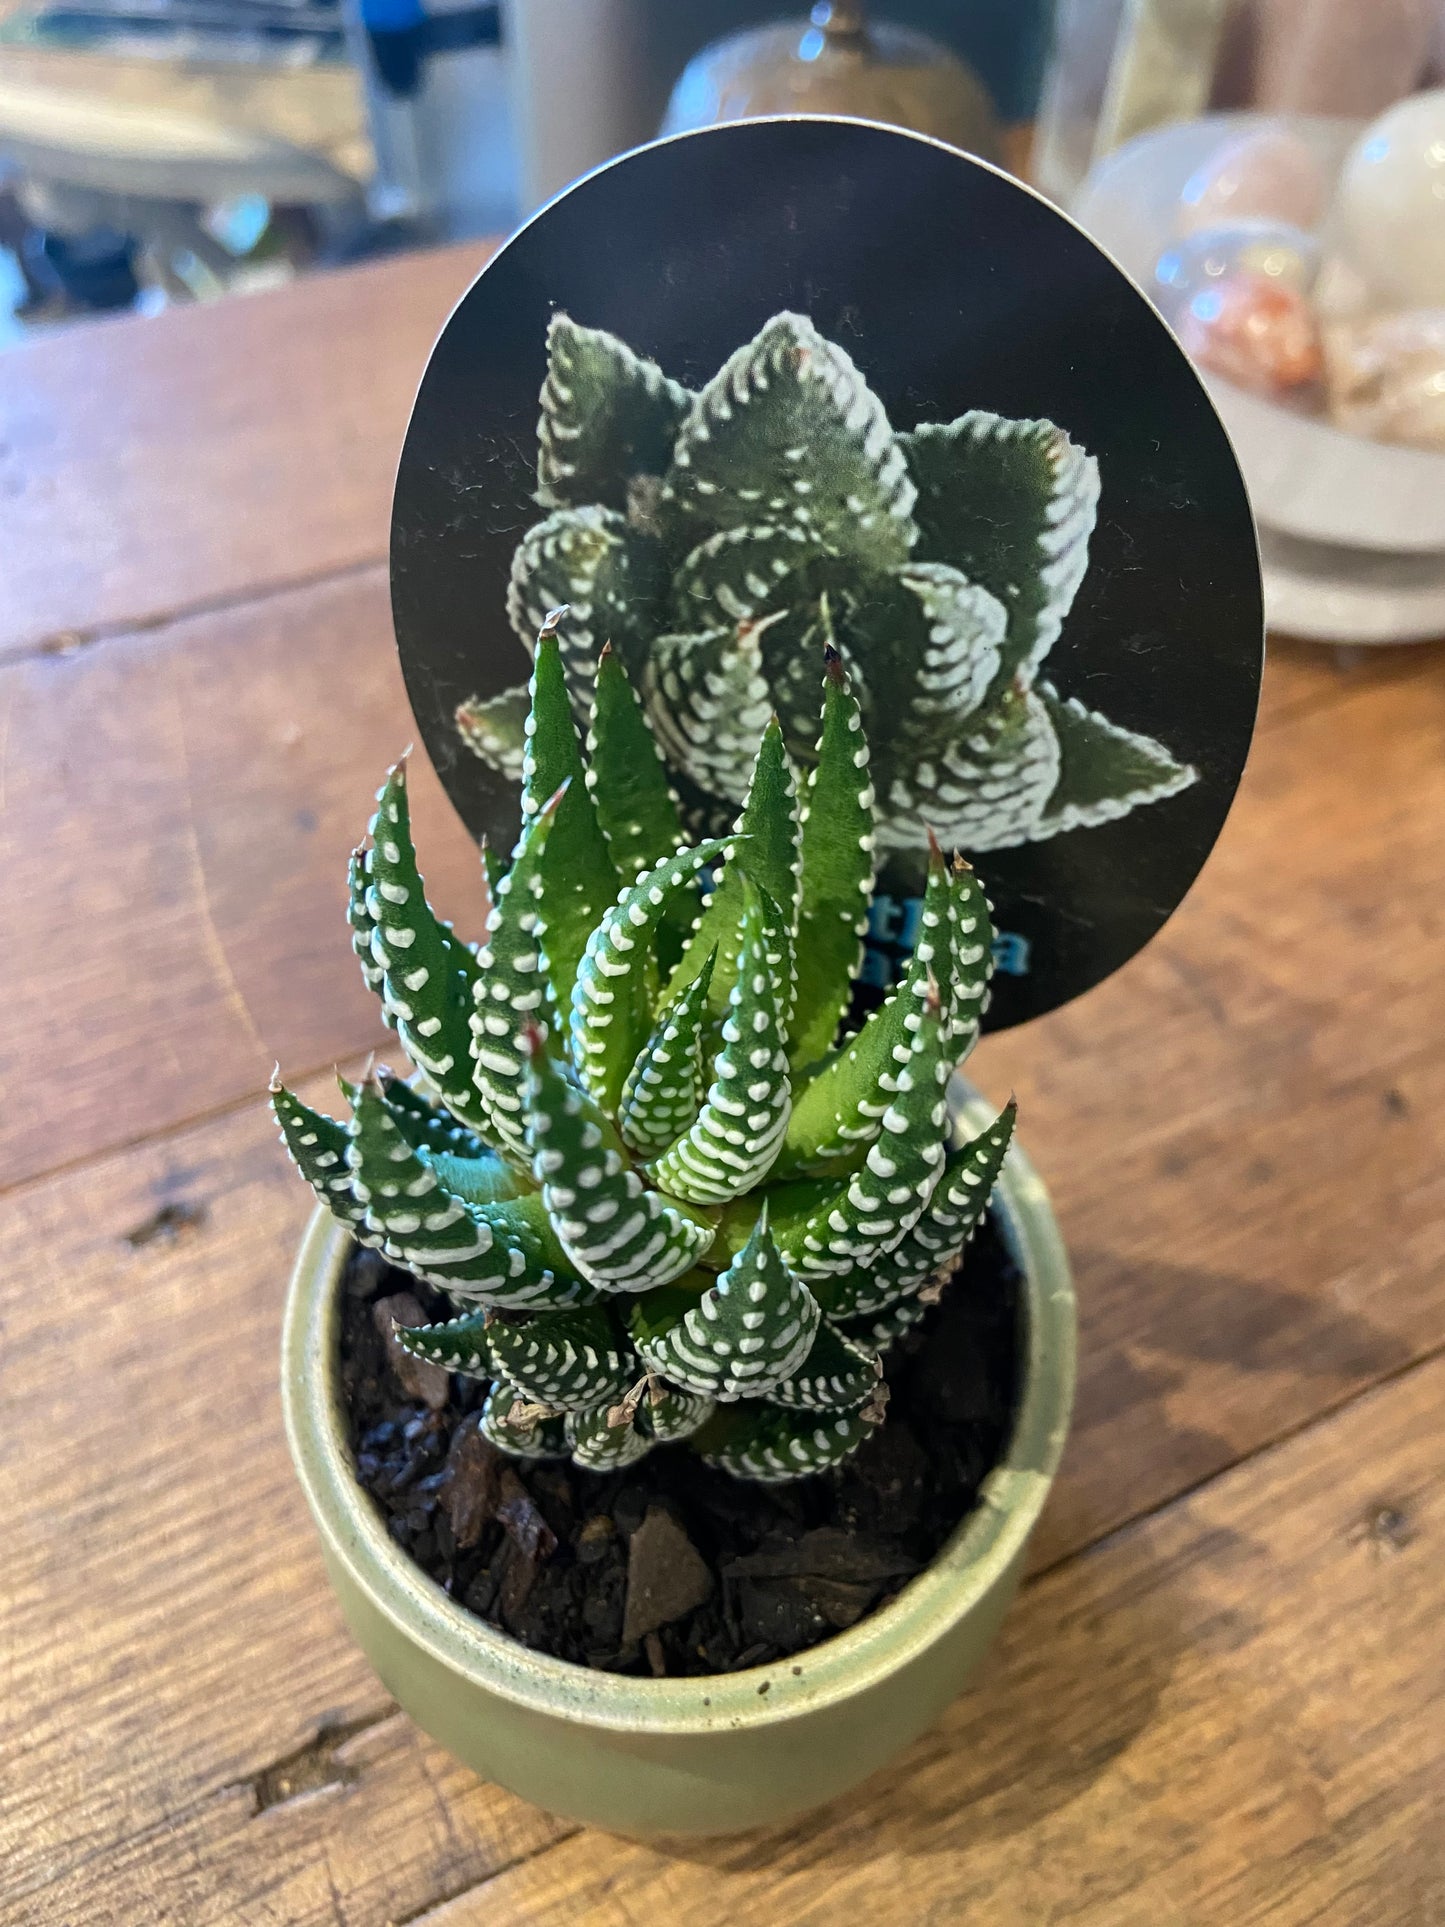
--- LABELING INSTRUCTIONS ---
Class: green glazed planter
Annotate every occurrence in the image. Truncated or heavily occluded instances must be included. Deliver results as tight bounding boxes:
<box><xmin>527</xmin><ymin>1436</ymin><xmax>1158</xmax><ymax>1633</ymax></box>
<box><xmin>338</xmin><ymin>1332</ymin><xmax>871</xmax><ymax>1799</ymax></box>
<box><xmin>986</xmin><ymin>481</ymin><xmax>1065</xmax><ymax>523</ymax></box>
<box><xmin>280</xmin><ymin>1077</ymin><xmax>1075</xmax><ymax>1839</ymax></box>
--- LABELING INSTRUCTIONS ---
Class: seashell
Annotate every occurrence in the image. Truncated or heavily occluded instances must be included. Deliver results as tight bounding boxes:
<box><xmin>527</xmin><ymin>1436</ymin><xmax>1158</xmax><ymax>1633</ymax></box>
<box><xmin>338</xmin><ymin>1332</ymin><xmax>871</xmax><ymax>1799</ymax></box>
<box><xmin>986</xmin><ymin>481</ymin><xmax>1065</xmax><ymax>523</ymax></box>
<box><xmin>1323</xmin><ymin>310</ymin><xmax>1445</xmax><ymax>452</ymax></box>
<box><xmin>1175</xmin><ymin>269</ymin><xmax>1325</xmax><ymax>399</ymax></box>
<box><xmin>1154</xmin><ymin>221</ymin><xmax>1320</xmax><ymax>325</ymax></box>
<box><xmin>1333</xmin><ymin>89</ymin><xmax>1445</xmax><ymax>310</ymax></box>
<box><xmin>1178</xmin><ymin>127</ymin><xmax>1327</xmax><ymax>236</ymax></box>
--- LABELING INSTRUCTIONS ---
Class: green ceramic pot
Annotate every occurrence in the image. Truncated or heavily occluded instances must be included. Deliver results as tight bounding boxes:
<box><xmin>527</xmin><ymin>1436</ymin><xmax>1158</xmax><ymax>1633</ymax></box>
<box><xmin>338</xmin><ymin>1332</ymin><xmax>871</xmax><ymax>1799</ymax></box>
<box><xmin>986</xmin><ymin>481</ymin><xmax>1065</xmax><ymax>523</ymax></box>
<box><xmin>280</xmin><ymin>1078</ymin><xmax>1075</xmax><ymax>1838</ymax></box>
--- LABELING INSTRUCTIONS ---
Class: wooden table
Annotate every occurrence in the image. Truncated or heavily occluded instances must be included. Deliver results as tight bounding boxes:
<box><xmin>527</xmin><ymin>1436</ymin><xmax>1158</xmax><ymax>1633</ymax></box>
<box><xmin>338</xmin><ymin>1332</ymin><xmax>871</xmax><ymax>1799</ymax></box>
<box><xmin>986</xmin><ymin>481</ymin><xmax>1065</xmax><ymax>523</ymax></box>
<box><xmin>2</xmin><ymin>245</ymin><xmax>1443</xmax><ymax>1927</ymax></box>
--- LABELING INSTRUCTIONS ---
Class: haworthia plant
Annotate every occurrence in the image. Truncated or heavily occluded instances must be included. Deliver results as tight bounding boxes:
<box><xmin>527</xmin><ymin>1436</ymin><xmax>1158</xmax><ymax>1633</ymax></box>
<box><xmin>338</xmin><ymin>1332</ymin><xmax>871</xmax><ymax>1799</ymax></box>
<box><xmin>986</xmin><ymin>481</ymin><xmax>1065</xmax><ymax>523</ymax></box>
<box><xmin>276</xmin><ymin>620</ymin><xmax>1015</xmax><ymax>1483</ymax></box>
<box><xmin>456</xmin><ymin>309</ymin><xmax>1195</xmax><ymax>855</ymax></box>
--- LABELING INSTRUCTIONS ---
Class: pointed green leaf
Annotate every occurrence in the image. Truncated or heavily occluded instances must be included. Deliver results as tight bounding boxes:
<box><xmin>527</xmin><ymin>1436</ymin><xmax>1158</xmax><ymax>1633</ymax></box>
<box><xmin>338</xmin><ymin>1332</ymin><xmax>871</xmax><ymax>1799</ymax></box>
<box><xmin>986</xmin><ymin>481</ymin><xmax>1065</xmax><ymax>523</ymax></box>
<box><xmin>481</xmin><ymin>1381</ymin><xmax>570</xmax><ymax>1459</ymax></box>
<box><xmin>569</xmin><ymin>837</ymin><xmax>729</xmax><ymax>1117</ymax></box>
<box><xmin>374</xmin><ymin>1069</ymin><xmax>488</xmax><ymax>1162</ymax></box>
<box><xmin>618</xmin><ymin>952</ymin><xmax>714</xmax><ymax>1158</ymax></box>
<box><xmin>420</xmin><ymin>1147</ymin><xmax>527</xmax><ymax>1206</ymax></box>
<box><xmin>944</xmin><ymin>858</ymin><xmax>995</xmax><ymax>1052</ymax></box>
<box><xmin>878</xmin><ymin>683</ymin><xmax>1060</xmax><ymax>855</ymax></box>
<box><xmin>642</xmin><ymin>1379</ymin><xmax>716</xmax><ymax>1442</ymax></box>
<box><xmin>699</xmin><ymin>1402</ymin><xmax>872</xmax><ymax>1482</ymax></box>
<box><xmin>486</xmin><ymin>1304</ymin><xmax>635</xmax><ymax>1412</ymax></box>
<box><xmin>586</xmin><ymin>642</ymin><xmax>690</xmax><ymax>892</ymax></box>
<box><xmin>662</xmin><ymin>311</ymin><xmax>917</xmax><ymax>572</ymax></box>
<box><xmin>455</xmin><ymin>685</ymin><xmax>529</xmax><ymax>779</ymax></box>
<box><xmin>536</xmin><ymin>312</ymin><xmax>691</xmax><ymax>513</ymax></box>
<box><xmin>892</xmin><ymin>562</ymin><xmax>1008</xmax><ymax>729</ymax></box>
<box><xmin>469</xmin><ymin>785</ymin><xmax>562</xmax><ymax>1163</ymax></box>
<box><xmin>778</xmin><ymin>843</ymin><xmax>950</xmax><ymax>1176</ymax></box>
<box><xmin>837</xmin><ymin>1294</ymin><xmax>929</xmax><ymax>1354</ymax></box>
<box><xmin>630</xmin><ymin>1209</ymin><xmax>819</xmax><ymax>1401</ymax></box>
<box><xmin>900</xmin><ymin>411</ymin><xmax>1099</xmax><ymax>693</ymax></box>
<box><xmin>790</xmin><ymin>648</ymin><xmax>875</xmax><ymax>1066</ymax></box>
<box><xmin>814</xmin><ymin>1100</ymin><xmax>1015</xmax><ymax>1319</ymax></box>
<box><xmin>366</xmin><ymin>760</ymin><xmax>495</xmax><ymax>1137</ymax></box>
<box><xmin>516</xmin><ymin>623</ymin><xmax>621</xmax><ymax>1013</ymax></box>
<box><xmin>767</xmin><ymin>1319</ymin><xmax>881</xmax><ymax>1411</ymax></box>
<box><xmin>1033</xmin><ymin>681</ymin><xmax>1197</xmax><ymax>838</ymax></box>
<box><xmin>646</xmin><ymin>883</ymin><xmax>793</xmax><ymax>1205</ymax></box>
<box><xmin>566</xmin><ymin>1399</ymin><xmax>654</xmax><ymax>1470</ymax></box>
<box><xmin>772</xmin><ymin>978</ymin><xmax>950</xmax><ymax>1281</ymax></box>
<box><xmin>348</xmin><ymin>844</ymin><xmax>390</xmax><ymax>1016</ymax></box>
<box><xmin>270</xmin><ymin>1081</ymin><xmax>376</xmax><ymax>1241</ymax></box>
<box><xmin>669</xmin><ymin>717</ymin><xmax>801</xmax><ymax>1025</ymax></box>
<box><xmin>392</xmin><ymin>1305</ymin><xmax>494</xmax><ymax>1378</ymax></box>
<box><xmin>522</xmin><ymin>1030</ymin><xmax>714</xmax><ymax>1292</ymax></box>
<box><xmin>344</xmin><ymin>1077</ymin><xmax>591</xmax><ymax>1308</ymax></box>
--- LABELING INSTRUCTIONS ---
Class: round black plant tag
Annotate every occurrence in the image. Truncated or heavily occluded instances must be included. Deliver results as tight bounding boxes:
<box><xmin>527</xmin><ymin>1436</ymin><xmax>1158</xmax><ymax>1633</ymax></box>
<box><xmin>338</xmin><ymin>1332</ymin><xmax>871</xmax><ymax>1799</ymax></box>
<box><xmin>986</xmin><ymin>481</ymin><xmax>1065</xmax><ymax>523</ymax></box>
<box><xmin>391</xmin><ymin>117</ymin><xmax>1262</xmax><ymax>1030</ymax></box>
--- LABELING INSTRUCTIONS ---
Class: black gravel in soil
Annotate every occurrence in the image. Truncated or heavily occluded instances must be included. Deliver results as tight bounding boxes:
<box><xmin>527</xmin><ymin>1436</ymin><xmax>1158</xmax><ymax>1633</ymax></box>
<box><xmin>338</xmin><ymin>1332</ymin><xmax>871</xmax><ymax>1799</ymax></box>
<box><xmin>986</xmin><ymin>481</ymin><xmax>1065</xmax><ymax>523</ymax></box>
<box><xmin>339</xmin><ymin>1216</ymin><xmax>1023</xmax><ymax>1677</ymax></box>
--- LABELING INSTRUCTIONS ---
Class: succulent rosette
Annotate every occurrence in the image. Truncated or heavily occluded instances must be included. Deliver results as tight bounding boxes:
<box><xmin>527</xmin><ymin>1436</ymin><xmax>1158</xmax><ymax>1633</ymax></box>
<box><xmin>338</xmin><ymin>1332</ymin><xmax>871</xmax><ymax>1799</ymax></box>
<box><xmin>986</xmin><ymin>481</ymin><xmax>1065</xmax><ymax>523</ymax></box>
<box><xmin>275</xmin><ymin>621</ymin><xmax>1016</xmax><ymax>1482</ymax></box>
<box><xmin>456</xmin><ymin>310</ymin><xmax>1195</xmax><ymax>854</ymax></box>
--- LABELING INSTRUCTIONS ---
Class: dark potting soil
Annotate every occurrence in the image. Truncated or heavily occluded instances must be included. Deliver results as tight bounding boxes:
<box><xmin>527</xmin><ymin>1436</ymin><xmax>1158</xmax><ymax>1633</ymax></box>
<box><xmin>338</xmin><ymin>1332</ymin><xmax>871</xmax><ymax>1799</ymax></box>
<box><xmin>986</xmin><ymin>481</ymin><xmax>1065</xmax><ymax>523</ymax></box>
<box><xmin>338</xmin><ymin>1216</ymin><xmax>1023</xmax><ymax>1678</ymax></box>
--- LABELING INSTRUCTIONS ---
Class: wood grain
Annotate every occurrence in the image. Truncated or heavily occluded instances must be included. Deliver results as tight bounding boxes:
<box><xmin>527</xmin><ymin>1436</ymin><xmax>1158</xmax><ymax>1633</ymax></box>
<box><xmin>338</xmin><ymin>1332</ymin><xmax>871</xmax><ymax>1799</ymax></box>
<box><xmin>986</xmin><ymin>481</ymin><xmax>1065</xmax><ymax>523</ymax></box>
<box><xmin>6</xmin><ymin>234</ymin><xmax>1445</xmax><ymax>1927</ymax></box>
<box><xmin>979</xmin><ymin>634</ymin><xmax>1445</xmax><ymax>1158</ymax></box>
<box><xmin>0</xmin><ymin>568</ymin><xmax>489</xmax><ymax>1191</ymax></box>
<box><xmin>418</xmin><ymin>1354</ymin><xmax>1445</xmax><ymax>1927</ymax></box>
<box><xmin>2</xmin><ymin>1023</ymin><xmax>1441</xmax><ymax>1921</ymax></box>
<box><xmin>0</xmin><ymin>242</ymin><xmax>487</xmax><ymax>660</ymax></box>
<box><xmin>5</xmin><ymin>580</ymin><xmax>1440</xmax><ymax>1205</ymax></box>
<box><xmin>0</xmin><ymin>1070</ymin><xmax>570</xmax><ymax>1926</ymax></box>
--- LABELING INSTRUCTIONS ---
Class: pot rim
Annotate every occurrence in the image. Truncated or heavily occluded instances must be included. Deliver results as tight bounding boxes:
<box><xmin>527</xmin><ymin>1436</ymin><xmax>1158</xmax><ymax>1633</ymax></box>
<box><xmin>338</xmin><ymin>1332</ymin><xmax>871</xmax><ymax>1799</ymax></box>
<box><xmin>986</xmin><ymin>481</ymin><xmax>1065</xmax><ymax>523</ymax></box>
<box><xmin>281</xmin><ymin>1075</ymin><xmax>1075</xmax><ymax>1736</ymax></box>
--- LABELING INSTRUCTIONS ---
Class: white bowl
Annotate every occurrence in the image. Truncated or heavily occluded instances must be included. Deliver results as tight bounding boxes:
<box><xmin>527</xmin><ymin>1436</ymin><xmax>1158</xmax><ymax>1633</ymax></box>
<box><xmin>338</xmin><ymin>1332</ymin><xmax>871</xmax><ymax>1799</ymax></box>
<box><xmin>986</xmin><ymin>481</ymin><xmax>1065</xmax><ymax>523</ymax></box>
<box><xmin>1075</xmin><ymin>113</ymin><xmax>1445</xmax><ymax>558</ymax></box>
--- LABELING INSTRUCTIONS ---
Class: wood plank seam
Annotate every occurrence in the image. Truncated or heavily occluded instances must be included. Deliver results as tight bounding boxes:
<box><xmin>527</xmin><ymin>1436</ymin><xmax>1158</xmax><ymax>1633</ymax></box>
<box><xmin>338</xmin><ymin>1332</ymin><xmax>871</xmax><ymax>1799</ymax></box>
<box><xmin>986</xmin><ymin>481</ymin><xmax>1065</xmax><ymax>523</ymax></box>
<box><xmin>12</xmin><ymin>555</ymin><xmax>389</xmax><ymax>671</ymax></box>
<box><xmin>9</xmin><ymin>713</ymin><xmax>1442</xmax><ymax>1204</ymax></box>
<box><xmin>389</xmin><ymin>1832</ymin><xmax>588</xmax><ymax>1927</ymax></box>
<box><xmin>0</xmin><ymin>1048</ymin><xmax>362</xmax><ymax>1206</ymax></box>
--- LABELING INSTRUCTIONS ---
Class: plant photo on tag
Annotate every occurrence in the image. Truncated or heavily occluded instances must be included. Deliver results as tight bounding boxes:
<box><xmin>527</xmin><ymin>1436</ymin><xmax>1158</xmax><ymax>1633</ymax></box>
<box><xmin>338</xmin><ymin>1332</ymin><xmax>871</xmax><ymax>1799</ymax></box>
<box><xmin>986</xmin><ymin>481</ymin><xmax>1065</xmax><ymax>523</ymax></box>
<box><xmin>392</xmin><ymin>117</ymin><xmax>1262</xmax><ymax>1026</ymax></box>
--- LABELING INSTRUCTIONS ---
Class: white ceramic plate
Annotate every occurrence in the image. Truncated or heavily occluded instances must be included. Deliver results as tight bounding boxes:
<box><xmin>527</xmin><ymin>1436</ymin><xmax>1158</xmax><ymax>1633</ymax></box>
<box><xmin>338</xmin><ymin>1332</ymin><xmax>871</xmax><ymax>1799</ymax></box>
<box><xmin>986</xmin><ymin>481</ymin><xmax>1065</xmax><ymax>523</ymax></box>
<box><xmin>1259</xmin><ymin>526</ymin><xmax>1445</xmax><ymax>644</ymax></box>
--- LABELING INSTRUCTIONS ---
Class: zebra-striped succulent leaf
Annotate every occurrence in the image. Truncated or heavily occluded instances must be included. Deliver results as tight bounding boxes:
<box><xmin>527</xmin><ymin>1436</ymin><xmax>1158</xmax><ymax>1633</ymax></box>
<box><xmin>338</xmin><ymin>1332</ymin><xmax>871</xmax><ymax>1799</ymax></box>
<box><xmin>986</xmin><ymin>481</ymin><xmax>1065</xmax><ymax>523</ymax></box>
<box><xmin>569</xmin><ymin>836</ymin><xmax>731</xmax><ymax>1117</ymax></box>
<box><xmin>485</xmin><ymin>1303</ymin><xmax>634</xmax><ymax>1412</ymax></box>
<box><xmin>392</xmin><ymin>1304</ymin><xmax>494</xmax><ymax>1378</ymax></box>
<box><xmin>790</xmin><ymin>644</ymin><xmax>876</xmax><ymax>1068</ymax></box>
<box><xmin>641</xmin><ymin>1378</ymin><xmax>717</xmax><ymax>1443</ymax></box>
<box><xmin>481</xmin><ymin>1381</ymin><xmax>569</xmax><ymax>1458</ymax></box>
<box><xmin>522</xmin><ymin>1026</ymin><xmax>714</xmax><ymax>1292</ymax></box>
<box><xmin>768</xmin><ymin>1319</ymin><xmax>881</xmax><ymax>1412</ymax></box>
<box><xmin>630</xmin><ymin>1208</ymin><xmax>819</xmax><ymax>1401</ymax></box>
<box><xmin>815</xmin><ymin>1099</ymin><xmax>1017</xmax><ymax>1321</ymax></box>
<box><xmin>536</xmin><ymin>311</ymin><xmax>692</xmax><ymax>516</ymax></box>
<box><xmin>586</xmin><ymin>641</ymin><xmax>689</xmax><ymax>889</ymax></box>
<box><xmin>776</xmin><ymin>838</ymin><xmax>951</xmax><ymax>1178</ymax></box>
<box><xmin>618</xmin><ymin>951</ymin><xmax>715</xmax><ymax>1158</ymax></box>
<box><xmin>278</xmin><ymin>618</ymin><xmax>1018</xmax><ymax>1484</ymax></box>
<box><xmin>365</xmin><ymin>762</ymin><xmax>490</xmax><ymax>1135</ymax></box>
<box><xmin>700</xmin><ymin>1402</ymin><xmax>874</xmax><ymax>1484</ymax></box>
<box><xmin>645</xmin><ymin>883</ymin><xmax>792</xmax><ymax>1206</ymax></box>
<box><xmin>517</xmin><ymin>613</ymin><xmax>619</xmax><ymax>1011</ymax></box>
<box><xmin>568</xmin><ymin>1398</ymin><xmax>655</xmax><ymax>1470</ymax></box>
<box><xmin>668</xmin><ymin>713</ymin><xmax>801</xmax><ymax>1025</ymax></box>
<box><xmin>375</xmin><ymin>1070</ymin><xmax>488</xmax><ymax>1163</ymax></box>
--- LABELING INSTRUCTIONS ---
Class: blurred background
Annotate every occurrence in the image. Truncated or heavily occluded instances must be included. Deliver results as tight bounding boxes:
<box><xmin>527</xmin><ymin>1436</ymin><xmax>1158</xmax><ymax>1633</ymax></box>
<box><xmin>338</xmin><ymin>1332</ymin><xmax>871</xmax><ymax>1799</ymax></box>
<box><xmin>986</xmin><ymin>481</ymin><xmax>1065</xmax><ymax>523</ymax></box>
<box><xmin>0</xmin><ymin>0</ymin><xmax>1441</xmax><ymax>635</ymax></box>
